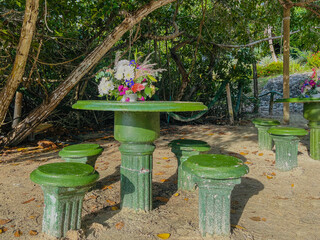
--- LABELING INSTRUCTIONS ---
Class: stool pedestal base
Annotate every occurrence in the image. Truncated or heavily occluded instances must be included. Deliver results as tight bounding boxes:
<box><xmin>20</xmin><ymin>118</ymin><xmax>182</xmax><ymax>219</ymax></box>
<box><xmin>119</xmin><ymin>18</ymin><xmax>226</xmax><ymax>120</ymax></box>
<box><xmin>272</xmin><ymin>135</ymin><xmax>299</xmax><ymax>171</ymax></box>
<box><xmin>196</xmin><ymin>178</ymin><xmax>241</xmax><ymax>237</ymax></box>
<box><xmin>171</xmin><ymin>148</ymin><xmax>200</xmax><ymax>191</ymax></box>
<box><xmin>255</xmin><ymin>125</ymin><xmax>273</xmax><ymax>150</ymax></box>
<box><xmin>41</xmin><ymin>185</ymin><xmax>92</xmax><ymax>238</ymax></box>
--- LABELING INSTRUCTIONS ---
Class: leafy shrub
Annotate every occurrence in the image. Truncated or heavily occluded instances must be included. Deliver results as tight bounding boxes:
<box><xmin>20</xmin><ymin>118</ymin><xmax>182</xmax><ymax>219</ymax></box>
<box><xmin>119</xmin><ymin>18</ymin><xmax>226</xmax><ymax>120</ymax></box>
<box><xmin>257</xmin><ymin>61</ymin><xmax>283</xmax><ymax>77</ymax></box>
<box><xmin>257</xmin><ymin>59</ymin><xmax>303</xmax><ymax>77</ymax></box>
<box><xmin>289</xmin><ymin>59</ymin><xmax>303</xmax><ymax>73</ymax></box>
<box><xmin>307</xmin><ymin>51</ymin><xmax>320</xmax><ymax>68</ymax></box>
<box><xmin>258</xmin><ymin>56</ymin><xmax>273</xmax><ymax>66</ymax></box>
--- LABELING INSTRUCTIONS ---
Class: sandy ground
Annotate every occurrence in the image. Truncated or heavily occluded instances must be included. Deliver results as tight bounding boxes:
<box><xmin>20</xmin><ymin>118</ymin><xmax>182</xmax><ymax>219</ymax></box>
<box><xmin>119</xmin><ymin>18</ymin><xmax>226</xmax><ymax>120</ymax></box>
<box><xmin>0</xmin><ymin>113</ymin><xmax>320</xmax><ymax>240</ymax></box>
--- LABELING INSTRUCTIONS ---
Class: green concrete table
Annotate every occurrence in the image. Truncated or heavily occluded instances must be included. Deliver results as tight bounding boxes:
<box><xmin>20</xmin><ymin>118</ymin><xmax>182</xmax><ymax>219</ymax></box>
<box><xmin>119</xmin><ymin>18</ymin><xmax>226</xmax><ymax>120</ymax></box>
<box><xmin>72</xmin><ymin>101</ymin><xmax>207</xmax><ymax>211</ymax></box>
<box><xmin>275</xmin><ymin>98</ymin><xmax>320</xmax><ymax>160</ymax></box>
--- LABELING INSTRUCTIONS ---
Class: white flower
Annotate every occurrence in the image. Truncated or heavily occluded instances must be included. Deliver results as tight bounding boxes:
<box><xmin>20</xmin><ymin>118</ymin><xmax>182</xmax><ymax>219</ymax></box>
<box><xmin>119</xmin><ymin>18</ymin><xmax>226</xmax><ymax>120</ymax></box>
<box><xmin>123</xmin><ymin>65</ymin><xmax>135</xmax><ymax>80</ymax></box>
<box><xmin>98</xmin><ymin>79</ymin><xmax>114</xmax><ymax>95</ymax></box>
<box><xmin>115</xmin><ymin>60</ymin><xmax>130</xmax><ymax>73</ymax></box>
<box><xmin>115</xmin><ymin>66</ymin><xmax>125</xmax><ymax>80</ymax></box>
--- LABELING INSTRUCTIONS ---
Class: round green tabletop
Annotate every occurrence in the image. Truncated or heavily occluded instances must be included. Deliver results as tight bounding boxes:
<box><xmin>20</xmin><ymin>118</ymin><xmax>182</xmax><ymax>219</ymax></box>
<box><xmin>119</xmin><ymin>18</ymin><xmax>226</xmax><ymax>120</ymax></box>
<box><xmin>182</xmin><ymin>154</ymin><xmax>249</xmax><ymax>179</ymax></box>
<box><xmin>72</xmin><ymin>101</ymin><xmax>208</xmax><ymax>112</ymax></box>
<box><xmin>169</xmin><ymin>139</ymin><xmax>211</xmax><ymax>151</ymax></box>
<box><xmin>252</xmin><ymin>118</ymin><xmax>281</xmax><ymax>126</ymax></box>
<box><xmin>59</xmin><ymin>143</ymin><xmax>103</xmax><ymax>158</ymax></box>
<box><xmin>268</xmin><ymin>126</ymin><xmax>308</xmax><ymax>136</ymax></box>
<box><xmin>275</xmin><ymin>98</ymin><xmax>320</xmax><ymax>103</ymax></box>
<box><xmin>30</xmin><ymin>162</ymin><xmax>99</xmax><ymax>187</ymax></box>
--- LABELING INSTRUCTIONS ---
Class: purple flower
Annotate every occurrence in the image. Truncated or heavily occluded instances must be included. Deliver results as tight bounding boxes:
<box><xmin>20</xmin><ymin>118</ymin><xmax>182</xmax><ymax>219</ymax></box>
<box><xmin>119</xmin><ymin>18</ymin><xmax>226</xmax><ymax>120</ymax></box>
<box><xmin>126</xmin><ymin>79</ymin><xmax>134</xmax><ymax>87</ymax></box>
<box><xmin>129</xmin><ymin>60</ymin><xmax>136</xmax><ymax>65</ymax></box>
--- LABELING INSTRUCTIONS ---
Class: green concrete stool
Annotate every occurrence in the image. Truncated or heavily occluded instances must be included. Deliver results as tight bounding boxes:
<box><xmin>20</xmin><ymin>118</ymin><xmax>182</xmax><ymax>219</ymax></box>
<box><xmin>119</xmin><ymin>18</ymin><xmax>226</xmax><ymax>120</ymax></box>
<box><xmin>268</xmin><ymin>127</ymin><xmax>308</xmax><ymax>171</ymax></box>
<box><xmin>30</xmin><ymin>162</ymin><xmax>99</xmax><ymax>238</ymax></box>
<box><xmin>169</xmin><ymin>139</ymin><xmax>211</xmax><ymax>191</ymax></box>
<box><xmin>182</xmin><ymin>154</ymin><xmax>249</xmax><ymax>237</ymax></box>
<box><xmin>59</xmin><ymin>143</ymin><xmax>103</xmax><ymax>167</ymax></box>
<box><xmin>252</xmin><ymin>118</ymin><xmax>281</xmax><ymax>150</ymax></box>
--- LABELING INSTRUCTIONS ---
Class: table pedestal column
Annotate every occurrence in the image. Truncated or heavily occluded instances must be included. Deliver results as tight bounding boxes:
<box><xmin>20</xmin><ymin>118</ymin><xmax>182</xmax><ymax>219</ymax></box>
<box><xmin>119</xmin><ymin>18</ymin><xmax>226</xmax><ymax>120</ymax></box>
<box><xmin>119</xmin><ymin>143</ymin><xmax>155</xmax><ymax>211</ymax></box>
<box><xmin>304</xmin><ymin>102</ymin><xmax>320</xmax><ymax>160</ymax></box>
<box><xmin>309</xmin><ymin>121</ymin><xmax>320</xmax><ymax>160</ymax></box>
<box><xmin>114</xmin><ymin>111</ymin><xmax>160</xmax><ymax>211</ymax></box>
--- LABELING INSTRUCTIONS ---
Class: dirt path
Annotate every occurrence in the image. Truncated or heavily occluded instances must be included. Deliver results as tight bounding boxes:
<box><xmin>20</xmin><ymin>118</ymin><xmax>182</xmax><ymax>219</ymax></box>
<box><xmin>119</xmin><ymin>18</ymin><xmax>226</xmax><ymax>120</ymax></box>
<box><xmin>0</xmin><ymin>118</ymin><xmax>319</xmax><ymax>240</ymax></box>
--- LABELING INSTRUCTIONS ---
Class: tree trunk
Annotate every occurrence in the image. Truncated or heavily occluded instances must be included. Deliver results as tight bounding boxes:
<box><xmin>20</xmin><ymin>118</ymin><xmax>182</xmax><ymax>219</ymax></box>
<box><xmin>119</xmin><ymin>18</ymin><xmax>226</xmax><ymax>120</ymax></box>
<box><xmin>170</xmin><ymin>41</ymin><xmax>192</xmax><ymax>100</ymax></box>
<box><xmin>252</xmin><ymin>61</ymin><xmax>259</xmax><ymax>113</ymax></box>
<box><xmin>226</xmin><ymin>83</ymin><xmax>234</xmax><ymax>125</ymax></box>
<box><xmin>0</xmin><ymin>0</ymin><xmax>176</xmax><ymax>147</ymax></box>
<box><xmin>267</xmin><ymin>25</ymin><xmax>278</xmax><ymax>62</ymax></box>
<box><xmin>0</xmin><ymin>0</ymin><xmax>40</xmax><ymax>127</ymax></box>
<box><xmin>12</xmin><ymin>92</ymin><xmax>23</xmax><ymax>128</ymax></box>
<box><xmin>283</xmin><ymin>7</ymin><xmax>291</xmax><ymax>124</ymax></box>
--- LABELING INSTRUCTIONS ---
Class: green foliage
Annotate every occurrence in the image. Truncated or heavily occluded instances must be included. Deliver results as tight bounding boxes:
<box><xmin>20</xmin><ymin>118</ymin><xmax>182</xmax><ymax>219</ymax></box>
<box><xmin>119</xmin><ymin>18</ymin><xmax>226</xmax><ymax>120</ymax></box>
<box><xmin>257</xmin><ymin>61</ymin><xmax>283</xmax><ymax>77</ymax></box>
<box><xmin>307</xmin><ymin>51</ymin><xmax>320</xmax><ymax>69</ymax></box>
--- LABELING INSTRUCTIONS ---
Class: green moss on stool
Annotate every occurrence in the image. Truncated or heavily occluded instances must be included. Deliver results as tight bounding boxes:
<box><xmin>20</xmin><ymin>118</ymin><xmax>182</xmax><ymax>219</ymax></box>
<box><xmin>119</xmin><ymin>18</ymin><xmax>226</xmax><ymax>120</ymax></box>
<box><xmin>268</xmin><ymin>127</ymin><xmax>308</xmax><ymax>171</ymax></box>
<box><xmin>169</xmin><ymin>139</ymin><xmax>210</xmax><ymax>191</ymax></box>
<box><xmin>30</xmin><ymin>162</ymin><xmax>99</xmax><ymax>238</ymax></box>
<box><xmin>252</xmin><ymin>118</ymin><xmax>281</xmax><ymax>150</ymax></box>
<box><xmin>59</xmin><ymin>143</ymin><xmax>103</xmax><ymax>167</ymax></box>
<box><xmin>182</xmin><ymin>154</ymin><xmax>249</xmax><ymax>237</ymax></box>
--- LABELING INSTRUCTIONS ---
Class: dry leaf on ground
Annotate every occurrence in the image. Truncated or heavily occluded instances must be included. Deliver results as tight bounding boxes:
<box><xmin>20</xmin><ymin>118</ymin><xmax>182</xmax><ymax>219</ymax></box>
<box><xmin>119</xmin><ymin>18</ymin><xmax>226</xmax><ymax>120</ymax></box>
<box><xmin>155</xmin><ymin>197</ymin><xmax>169</xmax><ymax>202</ymax></box>
<box><xmin>22</xmin><ymin>198</ymin><xmax>35</xmax><ymax>204</ymax></box>
<box><xmin>160</xmin><ymin>179</ymin><xmax>170</xmax><ymax>183</ymax></box>
<box><xmin>29</xmin><ymin>230</ymin><xmax>38</xmax><ymax>235</ymax></box>
<box><xmin>14</xmin><ymin>230</ymin><xmax>22</xmax><ymax>237</ymax></box>
<box><xmin>157</xmin><ymin>233</ymin><xmax>171</xmax><ymax>239</ymax></box>
<box><xmin>106</xmin><ymin>200</ymin><xmax>116</xmax><ymax>205</ymax></box>
<box><xmin>115</xmin><ymin>222</ymin><xmax>124</xmax><ymax>230</ymax></box>
<box><xmin>231</xmin><ymin>224</ymin><xmax>246</xmax><ymax>230</ymax></box>
<box><xmin>250</xmin><ymin>216</ymin><xmax>261</xmax><ymax>221</ymax></box>
<box><xmin>102</xmin><ymin>185</ymin><xmax>113</xmax><ymax>190</ymax></box>
<box><xmin>0</xmin><ymin>219</ymin><xmax>11</xmax><ymax>225</ymax></box>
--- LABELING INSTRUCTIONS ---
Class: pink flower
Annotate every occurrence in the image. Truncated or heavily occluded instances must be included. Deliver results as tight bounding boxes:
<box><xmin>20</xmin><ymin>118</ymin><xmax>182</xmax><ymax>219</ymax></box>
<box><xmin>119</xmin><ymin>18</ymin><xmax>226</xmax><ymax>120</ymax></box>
<box><xmin>310</xmin><ymin>80</ymin><xmax>316</xmax><ymax>86</ymax></box>
<box><xmin>125</xmin><ymin>97</ymin><xmax>130</xmax><ymax>102</ymax></box>
<box><xmin>139</xmin><ymin>96</ymin><xmax>145</xmax><ymax>101</ymax></box>
<box><xmin>119</xmin><ymin>86</ymin><xmax>129</xmax><ymax>96</ymax></box>
<box><xmin>118</xmin><ymin>85</ymin><xmax>124</xmax><ymax>91</ymax></box>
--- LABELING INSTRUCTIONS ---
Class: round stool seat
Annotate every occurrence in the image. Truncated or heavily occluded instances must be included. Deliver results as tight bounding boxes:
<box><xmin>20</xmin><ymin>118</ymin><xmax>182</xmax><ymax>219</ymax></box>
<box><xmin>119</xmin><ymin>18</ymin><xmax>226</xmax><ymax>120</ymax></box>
<box><xmin>30</xmin><ymin>162</ymin><xmax>99</xmax><ymax>187</ymax></box>
<box><xmin>252</xmin><ymin>118</ymin><xmax>281</xmax><ymax>126</ymax></box>
<box><xmin>268</xmin><ymin>126</ymin><xmax>308</xmax><ymax>136</ymax></box>
<box><xmin>169</xmin><ymin>139</ymin><xmax>211</xmax><ymax>151</ymax></box>
<box><xmin>59</xmin><ymin>143</ymin><xmax>103</xmax><ymax>158</ymax></box>
<box><xmin>183</xmin><ymin>154</ymin><xmax>249</xmax><ymax>179</ymax></box>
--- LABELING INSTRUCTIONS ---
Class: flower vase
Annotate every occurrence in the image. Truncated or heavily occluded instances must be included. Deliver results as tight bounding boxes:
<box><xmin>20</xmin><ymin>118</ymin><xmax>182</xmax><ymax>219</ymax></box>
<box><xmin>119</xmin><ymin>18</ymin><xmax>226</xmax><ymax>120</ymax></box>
<box><xmin>311</xmin><ymin>93</ymin><xmax>320</xmax><ymax>99</ymax></box>
<box><xmin>121</xmin><ymin>93</ymin><xmax>138</xmax><ymax>102</ymax></box>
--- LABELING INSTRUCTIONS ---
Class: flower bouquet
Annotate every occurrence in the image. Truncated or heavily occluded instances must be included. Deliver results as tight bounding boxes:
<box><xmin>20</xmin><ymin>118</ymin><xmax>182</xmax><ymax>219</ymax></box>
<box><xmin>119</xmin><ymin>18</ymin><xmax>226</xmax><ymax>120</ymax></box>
<box><xmin>96</xmin><ymin>53</ymin><xmax>165</xmax><ymax>102</ymax></box>
<box><xmin>299</xmin><ymin>68</ymin><xmax>320</xmax><ymax>98</ymax></box>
